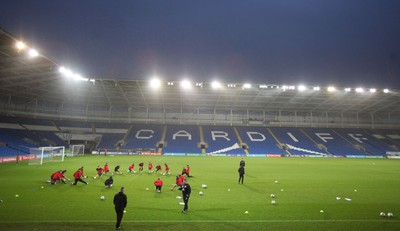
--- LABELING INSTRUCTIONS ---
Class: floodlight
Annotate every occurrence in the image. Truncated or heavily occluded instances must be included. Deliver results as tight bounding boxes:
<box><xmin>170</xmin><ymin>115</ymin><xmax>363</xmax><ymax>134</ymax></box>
<box><xmin>282</xmin><ymin>85</ymin><xmax>288</xmax><ymax>91</ymax></box>
<box><xmin>227</xmin><ymin>83</ymin><xmax>236</xmax><ymax>88</ymax></box>
<box><xmin>59</xmin><ymin>66</ymin><xmax>66</xmax><ymax>74</ymax></box>
<box><xmin>195</xmin><ymin>82</ymin><xmax>203</xmax><ymax>87</ymax></box>
<box><xmin>167</xmin><ymin>82</ymin><xmax>174</xmax><ymax>86</ymax></box>
<box><xmin>344</xmin><ymin>88</ymin><xmax>351</xmax><ymax>92</ymax></box>
<box><xmin>28</xmin><ymin>48</ymin><xmax>39</xmax><ymax>58</ymax></box>
<box><xmin>288</xmin><ymin>85</ymin><xmax>295</xmax><ymax>90</ymax></box>
<box><xmin>73</xmin><ymin>73</ymin><xmax>87</xmax><ymax>81</ymax></box>
<box><xmin>15</xmin><ymin>41</ymin><xmax>26</xmax><ymax>50</ymax></box>
<box><xmin>355</xmin><ymin>88</ymin><xmax>364</xmax><ymax>93</ymax></box>
<box><xmin>180</xmin><ymin>80</ymin><xmax>192</xmax><ymax>89</ymax></box>
<box><xmin>383</xmin><ymin>89</ymin><xmax>390</xmax><ymax>93</ymax></box>
<box><xmin>211</xmin><ymin>81</ymin><xmax>221</xmax><ymax>89</ymax></box>
<box><xmin>369</xmin><ymin>88</ymin><xmax>376</xmax><ymax>93</ymax></box>
<box><xmin>243</xmin><ymin>83</ymin><xmax>251</xmax><ymax>89</ymax></box>
<box><xmin>327</xmin><ymin>86</ymin><xmax>336</xmax><ymax>92</ymax></box>
<box><xmin>313</xmin><ymin>86</ymin><xmax>320</xmax><ymax>91</ymax></box>
<box><xmin>298</xmin><ymin>85</ymin><xmax>306</xmax><ymax>91</ymax></box>
<box><xmin>150</xmin><ymin>78</ymin><xmax>161</xmax><ymax>89</ymax></box>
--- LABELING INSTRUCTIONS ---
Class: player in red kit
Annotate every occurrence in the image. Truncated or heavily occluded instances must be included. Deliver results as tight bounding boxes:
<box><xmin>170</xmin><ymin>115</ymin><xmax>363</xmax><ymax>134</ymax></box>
<box><xmin>104</xmin><ymin>163</ymin><xmax>110</xmax><ymax>175</ymax></box>
<box><xmin>94</xmin><ymin>165</ymin><xmax>104</xmax><ymax>179</ymax></box>
<box><xmin>128</xmin><ymin>163</ymin><xmax>134</xmax><ymax>173</ymax></box>
<box><xmin>50</xmin><ymin>170</ymin><xmax>63</xmax><ymax>184</ymax></box>
<box><xmin>155</xmin><ymin>164</ymin><xmax>162</xmax><ymax>173</ymax></box>
<box><xmin>148</xmin><ymin>162</ymin><xmax>153</xmax><ymax>173</ymax></box>
<box><xmin>138</xmin><ymin>162</ymin><xmax>144</xmax><ymax>172</ymax></box>
<box><xmin>154</xmin><ymin>177</ymin><xmax>163</xmax><ymax>192</ymax></box>
<box><xmin>164</xmin><ymin>164</ymin><xmax>170</xmax><ymax>175</ymax></box>
<box><xmin>185</xmin><ymin>165</ymin><xmax>192</xmax><ymax>177</ymax></box>
<box><xmin>73</xmin><ymin>169</ymin><xmax>88</xmax><ymax>185</ymax></box>
<box><xmin>170</xmin><ymin>174</ymin><xmax>184</xmax><ymax>191</ymax></box>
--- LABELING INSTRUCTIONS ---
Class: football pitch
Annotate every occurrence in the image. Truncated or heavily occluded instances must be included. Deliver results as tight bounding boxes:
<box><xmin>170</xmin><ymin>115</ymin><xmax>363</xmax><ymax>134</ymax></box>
<box><xmin>0</xmin><ymin>155</ymin><xmax>399</xmax><ymax>231</ymax></box>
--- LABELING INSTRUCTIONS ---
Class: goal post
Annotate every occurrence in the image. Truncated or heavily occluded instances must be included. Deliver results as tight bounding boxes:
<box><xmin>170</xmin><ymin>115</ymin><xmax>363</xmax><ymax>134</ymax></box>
<box><xmin>28</xmin><ymin>146</ymin><xmax>65</xmax><ymax>165</ymax></box>
<box><xmin>70</xmin><ymin>144</ymin><xmax>85</xmax><ymax>157</ymax></box>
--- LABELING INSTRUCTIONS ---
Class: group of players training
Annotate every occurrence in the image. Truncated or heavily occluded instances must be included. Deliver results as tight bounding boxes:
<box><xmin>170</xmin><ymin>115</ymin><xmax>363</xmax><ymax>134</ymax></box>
<box><xmin>49</xmin><ymin>162</ymin><xmax>193</xmax><ymax>192</ymax></box>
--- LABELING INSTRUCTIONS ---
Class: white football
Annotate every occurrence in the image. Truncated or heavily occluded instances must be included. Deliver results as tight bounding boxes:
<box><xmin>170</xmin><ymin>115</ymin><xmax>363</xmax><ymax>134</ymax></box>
<box><xmin>271</xmin><ymin>200</ymin><xmax>276</xmax><ymax>205</ymax></box>
<box><xmin>100</xmin><ymin>196</ymin><xmax>105</xmax><ymax>200</ymax></box>
<box><xmin>199</xmin><ymin>191</ymin><xmax>203</xmax><ymax>195</ymax></box>
<box><xmin>270</xmin><ymin>194</ymin><xmax>275</xmax><ymax>198</ymax></box>
<box><xmin>387</xmin><ymin>212</ymin><xmax>394</xmax><ymax>217</ymax></box>
<box><xmin>380</xmin><ymin>212</ymin><xmax>386</xmax><ymax>217</ymax></box>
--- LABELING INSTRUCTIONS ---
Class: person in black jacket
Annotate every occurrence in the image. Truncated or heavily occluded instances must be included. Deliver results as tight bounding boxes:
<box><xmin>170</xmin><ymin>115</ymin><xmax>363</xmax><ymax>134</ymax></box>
<box><xmin>180</xmin><ymin>179</ymin><xmax>191</xmax><ymax>213</ymax></box>
<box><xmin>238</xmin><ymin>166</ymin><xmax>245</xmax><ymax>184</ymax></box>
<box><xmin>113</xmin><ymin>187</ymin><xmax>127</xmax><ymax>230</ymax></box>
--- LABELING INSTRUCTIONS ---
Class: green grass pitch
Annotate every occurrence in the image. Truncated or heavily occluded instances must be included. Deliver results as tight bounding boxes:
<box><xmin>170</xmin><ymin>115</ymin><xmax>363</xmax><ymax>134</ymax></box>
<box><xmin>0</xmin><ymin>155</ymin><xmax>399</xmax><ymax>231</ymax></box>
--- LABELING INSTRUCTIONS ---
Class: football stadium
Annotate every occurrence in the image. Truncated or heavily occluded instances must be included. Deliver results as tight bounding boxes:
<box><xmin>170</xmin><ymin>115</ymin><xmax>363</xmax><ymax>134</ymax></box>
<box><xmin>1</xmin><ymin>24</ymin><xmax>400</xmax><ymax>231</ymax></box>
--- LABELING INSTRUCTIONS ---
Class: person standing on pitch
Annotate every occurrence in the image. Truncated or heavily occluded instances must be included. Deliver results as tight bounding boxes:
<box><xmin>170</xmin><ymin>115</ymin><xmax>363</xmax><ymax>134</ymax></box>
<box><xmin>113</xmin><ymin>186</ymin><xmax>127</xmax><ymax>230</ymax></box>
<box><xmin>238</xmin><ymin>165</ymin><xmax>245</xmax><ymax>184</ymax></box>
<box><xmin>179</xmin><ymin>179</ymin><xmax>191</xmax><ymax>213</ymax></box>
<box><xmin>239</xmin><ymin>158</ymin><xmax>245</xmax><ymax>167</ymax></box>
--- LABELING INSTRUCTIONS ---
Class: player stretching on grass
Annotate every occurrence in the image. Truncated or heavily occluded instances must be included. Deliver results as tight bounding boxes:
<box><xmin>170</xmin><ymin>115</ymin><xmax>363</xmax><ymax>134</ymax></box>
<box><xmin>155</xmin><ymin>164</ymin><xmax>162</xmax><ymax>173</ymax></box>
<box><xmin>94</xmin><ymin>166</ymin><xmax>104</xmax><ymax>179</ymax></box>
<box><xmin>104</xmin><ymin>163</ymin><xmax>110</xmax><ymax>175</ymax></box>
<box><xmin>128</xmin><ymin>163</ymin><xmax>134</xmax><ymax>173</ymax></box>
<box><xmin>154</xmin><ymin>177</ymin><xmax>163</xmax><ymax>192</ymax></box>
<box><xmin>148</xmin><ymin>162</ymin><xmax>153</xmax><ymax>173</ymax></box>
<box><xmin>170</xmin><ymin>174</ymin><xmax>184</xmax><ymax>191</ymax></box>
<box><xmin>138</xmin><ymin>162</ymin><xmax>144</xmax><ymax>172</ymax></box>
<box><xmin>50</xmin><ymin>170</ymin><xmax>64</xmax><ymax>184</ymax></box>
<box><xmin>164</xmin><ymin>164</ymin><xmax>170</xmax><ymax>175</ymax></box>
<box><xmin>114</xmin><ymin>165</ymin><xmax>122</xmax><ymax>175</ymax></box>
<box><xmin>73</xmin><ymin>169</ymin><xmax>88</xmax><ymax>185</ymax></box>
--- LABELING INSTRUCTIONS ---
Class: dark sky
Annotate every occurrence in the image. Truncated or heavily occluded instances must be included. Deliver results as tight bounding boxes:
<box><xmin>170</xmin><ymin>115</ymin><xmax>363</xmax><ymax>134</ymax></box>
<box><xmin>1</xmin><ymin>0</ymin><xmax>400</xmax><ymax>87</ymax></box>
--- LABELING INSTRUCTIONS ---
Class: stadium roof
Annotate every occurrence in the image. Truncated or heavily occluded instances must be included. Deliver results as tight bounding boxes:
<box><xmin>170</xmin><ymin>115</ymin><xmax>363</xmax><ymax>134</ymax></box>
<box><xmin>1</xmin><ymin>27</ymin><xmax>400</xmax><ymax>126</ymax></box>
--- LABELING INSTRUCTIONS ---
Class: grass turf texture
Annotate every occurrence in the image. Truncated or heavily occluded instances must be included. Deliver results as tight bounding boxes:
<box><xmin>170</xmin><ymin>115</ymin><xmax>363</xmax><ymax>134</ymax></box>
<box><xmin>0</xmin><ymin>156</ymin><xmax>399</xmax><ymax>231</ymax></box>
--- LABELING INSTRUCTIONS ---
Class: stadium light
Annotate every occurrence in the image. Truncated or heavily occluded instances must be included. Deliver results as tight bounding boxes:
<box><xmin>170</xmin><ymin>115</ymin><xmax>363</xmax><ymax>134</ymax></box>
<box><xmin>243</xmin><ymin>83</ymin><xmax>251</xmax><ymax>89</ymax></box>
<box><xmin>369</xmin><ymin>88</ymin><xmax>376</xmax><ymax>93</ymax></box>
<box><xmin>150</xmin><ymin>78</ymin><xmax>161</xmax><ymax>89</ymax></box>
<box><xmin>355</xmin><ymin>88</ymin><xmax>364</xmax><ymax>93</ymax></box>
<box><xmin>195</xmin><ymin>82</ymin><xmax>203</xmax><ymax>88</ymax></box>
<box><xmin>344</xmin><ymin>88</ymin><xmax>351</xmax><ymax>92</ymax></box>
<box><xmin>28</xmin><ymin>48</ymin><xmax>39</xmax><ymax>58</ymax></box>
<box><xmin>313</xmin><ymin>86</ymin><xmax>320</xmax><ymax>91</ymax></box>
<box><xmin>297</xmin><ymin>85</ymin><xmax>306</xmax><ymax>92</ymax></box>
<box><xmin>211</xmin><ymin>81</ymin><xmax>222</xmax><ymax>89</ymax></box>
<box><xmin>227</xmin><ymin>83</ymin><xmax>236</xmax><ymax>88</ymax></box>
<box><xmin>167</xmin><ymin>82</ymin><xmax>174</xmax><ymax>86</ymax></box>
<box><xmin>327</xmin><ymin>86</ymin><xmax>336</xmax><ymax>92</ymax></box>
<box><xmin>15</xmin><ymin>41</ymin><xmax>27</xmax><ymax>50</ymax></box>
<box><xmin>180</xmin><ymin>80</ymin><xmax>192</xmax><ymax>89</ymax></box>
<box><xmin>383</xmin><ymin>89</ymin><xmax>390</xmax><ymax>93</ymax></box>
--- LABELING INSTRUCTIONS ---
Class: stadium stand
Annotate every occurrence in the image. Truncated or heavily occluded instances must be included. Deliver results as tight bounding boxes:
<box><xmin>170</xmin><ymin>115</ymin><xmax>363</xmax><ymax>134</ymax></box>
<box><xmin>162</xmin><ymin>125</ymin><xmax>201</xmax><ymax>154</ymax></box>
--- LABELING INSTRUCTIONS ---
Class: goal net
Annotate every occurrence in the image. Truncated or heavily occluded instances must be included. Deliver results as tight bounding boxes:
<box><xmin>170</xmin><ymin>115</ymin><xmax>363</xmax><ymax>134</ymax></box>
<box><xmin>70</xmin><ymin>144</ymin><xmax>85</xmax><ymax>157</ymax></box>
<box><xmin>28</xmin><ymin>146</ymin><xmax>65</xmax><ymax>165</ymax></box>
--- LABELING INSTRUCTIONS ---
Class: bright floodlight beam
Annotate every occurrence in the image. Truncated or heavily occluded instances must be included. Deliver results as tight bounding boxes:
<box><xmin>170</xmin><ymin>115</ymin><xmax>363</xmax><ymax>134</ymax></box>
<box><xmin>180</xmin><ymin>80</ymin><xmax>192</xmax><ymax>89</ymax></box>
<box><xmin>243</xmin><ymin>83</ymin><xmax>251</xmax><ymax>89</ymax></box>
<box><xmin>298</xmin><ymin>85</ymin><xmax>306</xmax><ymax>91</ymax></box>
<box><xmin>211</xmin><ymin>81</ymin><xmax>221</xmax><ymax>89</ymax></box>
<box><xmin>355</xmin><ymin>87</ymin><xmax>364</xmax><ymax>93</ymax></box>
<box><xmin>150</xmin><ymin>78</ymin><xmax>161</xmax><ymax>89</ymax></box>
<box><xmin>327</xmin><ymin>86</ymin><xmax>336</xmax><ymax>92</ymax></box>
<box><xmin>15</xmin><ymin>41</ymin><xmax>26</xmax><ymax>50</ymax></box>
<box><xmin>28</xmin><ymin>48</ymin><xmax>39</xmax><ymax>58</ymax></box>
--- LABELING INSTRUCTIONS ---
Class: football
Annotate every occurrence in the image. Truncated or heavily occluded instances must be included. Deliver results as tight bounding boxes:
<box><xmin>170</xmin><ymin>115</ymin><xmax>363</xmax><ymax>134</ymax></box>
<box><xmin>100</xmin><ymin>196</ymin><xmax>105</xmax><ymax>200</ymax></box>
<box><xmin>380</xmin><ymin>212</ymin><xmax>386</xmax><ymax>217</ymax></box>
<box><xmin>271</xmin><ymin>200</ymin><xmax>276</xmax><ymax>205</ymax></box>
<box><xmin>387</xmin><ymin>212</ymin><xmax>394</xmax><ymax>218</ymax></box>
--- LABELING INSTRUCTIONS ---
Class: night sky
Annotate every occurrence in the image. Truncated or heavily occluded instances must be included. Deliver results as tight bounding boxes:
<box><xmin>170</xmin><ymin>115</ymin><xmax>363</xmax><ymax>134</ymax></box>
<box><xmin>1</xmin><ymin>0</ymin><xmax>400</xmax><ymax>87</ymax></box>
